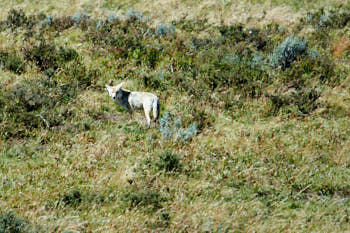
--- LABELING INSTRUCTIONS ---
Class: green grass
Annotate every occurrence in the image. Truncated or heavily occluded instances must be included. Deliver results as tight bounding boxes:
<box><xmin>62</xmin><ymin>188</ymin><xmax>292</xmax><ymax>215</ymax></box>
<box><xmin>0</xmin><ymin>1</ymin><xmax>349</xmax><ymax>232</ymax></box>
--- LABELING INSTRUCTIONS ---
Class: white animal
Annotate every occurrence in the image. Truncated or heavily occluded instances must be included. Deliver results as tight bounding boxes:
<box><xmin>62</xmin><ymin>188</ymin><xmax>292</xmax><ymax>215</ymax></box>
<box><xmin>106</xmin><ymin>82</ymin><xmax>160</xmax><ymax>127</ymax></box>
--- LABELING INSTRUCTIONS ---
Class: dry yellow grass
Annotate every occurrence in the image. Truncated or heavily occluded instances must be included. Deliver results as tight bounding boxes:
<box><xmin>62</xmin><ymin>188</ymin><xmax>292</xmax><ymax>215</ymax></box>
<box><xmin>333</xmin><ymin>35</ymin><xmax>350</xmax><ymax>59</ymax></box>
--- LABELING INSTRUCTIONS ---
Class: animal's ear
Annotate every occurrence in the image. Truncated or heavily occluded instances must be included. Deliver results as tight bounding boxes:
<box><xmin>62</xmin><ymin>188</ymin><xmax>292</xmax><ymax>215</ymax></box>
<box><xmin>116</xmin><ymin>82</ymin><xmax>125</xmax><ymax>90</ymax></box>
<box><xmin>106</xmin><ymin>85</ymin><xmax>114</xmax><ymax>94</ymax></box>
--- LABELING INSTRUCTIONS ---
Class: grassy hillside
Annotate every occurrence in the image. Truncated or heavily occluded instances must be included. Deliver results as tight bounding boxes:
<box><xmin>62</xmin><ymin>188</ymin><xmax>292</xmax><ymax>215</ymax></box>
<box><xmin>0</xmin><ymin>0</ymin><xmax>349</xmax><ymax>232</ymax></box>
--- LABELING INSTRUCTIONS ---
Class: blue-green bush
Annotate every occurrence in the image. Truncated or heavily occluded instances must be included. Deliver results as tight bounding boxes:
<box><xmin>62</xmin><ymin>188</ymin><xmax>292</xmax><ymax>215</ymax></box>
<box><xmin>156</xmin><ymin>24</ymin><xmax>175</xmax><ymax>37</ymax></box>
<box><xmin>71</xmin><ymin>11</ymin><xmax>89</xmax><ymax>25</ymax></box>
<box><xmin>159</xmin><ymin>111</ymin><xmax>198</xmax><ymax>142</ymax></box>
<box><xmin>270</xmin><ymin>35</ymin><xmax>307</xmax><ymax>69</ymax></box>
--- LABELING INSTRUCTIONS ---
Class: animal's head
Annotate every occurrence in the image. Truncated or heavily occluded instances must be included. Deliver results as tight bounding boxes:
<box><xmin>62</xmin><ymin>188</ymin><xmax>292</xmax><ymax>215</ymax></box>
<box><xmin>105</xmin><ymin>82</ymin><xmax>125</xmax><ymax>100</ymax></box>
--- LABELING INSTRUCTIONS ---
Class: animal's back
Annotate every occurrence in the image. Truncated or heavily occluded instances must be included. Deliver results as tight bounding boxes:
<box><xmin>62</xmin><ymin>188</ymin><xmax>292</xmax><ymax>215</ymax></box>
<box><xmin>128</xmin><ymin>91</ymin><xmax>158</xmax><ymax>110</ymax></box>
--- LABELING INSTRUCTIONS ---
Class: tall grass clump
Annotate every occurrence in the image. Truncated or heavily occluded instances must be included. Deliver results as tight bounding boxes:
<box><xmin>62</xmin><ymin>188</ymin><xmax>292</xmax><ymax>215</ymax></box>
<box><xmin>270</xmin><ymin>35</ymin><xmax>307</xmax><ymax>69</ymax></box>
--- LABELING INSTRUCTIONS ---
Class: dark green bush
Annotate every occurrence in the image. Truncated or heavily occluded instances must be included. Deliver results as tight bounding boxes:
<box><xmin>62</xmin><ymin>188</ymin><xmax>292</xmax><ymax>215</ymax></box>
<box><xmin>202</xmin><ymin>56</ymin><xmax>269</xmax><ymax>98</ymax></box>
<box><xmin>3</xmin><ymin>9</ymin><xmax>36</xmax><ymax>32</ymax></box>
<box><xmin>155</xmin><ymin>150</ymin><xmax>182</xmax><ymax>172</ymax></box>
<box><xmin>172</xmin><ymin>18</ymin><xmax>211</xmax><ymax>33</ymax></box>
<box><xmin>0</xmin><ymin>211</ymin><xmax>40</xmax><ymax>233</ymax></box>
<box><xmin>24</xmin><ymin>39</ymin><xmax>78</xmax><ymax>71</ymax></box>
<box><xmin>58</xmin><ymin>189</ymin><xmax>110</xmax><ymax>209</ymax></box>
<box><xmin>302</xmin><ymin>6</ymin><xmax>350</xmax><ymax>29</ymax></box>
<box><xmin>268</xmin><ymin>88</ymin><xmax>322</xmax><ymax>115</ymax></box>
<box><xmin>49</xmin><ymin>16</ymin><xmax>75</xmax><ymax>32</ymax></box>
<box><xmin>0</xmin><ymin>76</ymin><xmax>78</xmax><ymax>139</ymax></box>
<box><xmin>218</xmin><ymin>24</ymin><xmax>268</xmax><ymax>50</ymax></box>
<box><xmin>60</xmin><ymin>190</ymin><xmax>82</xmax><ymax>207</ymax></box>
<box><xmin>278</xmin><ymin>54</ymin><xmax>335</xmax><ymax>88</ymax></box>
<box><xmin>86</xmin><ymin>19</ymin><xmax>163</xmax><ymax>68</ymax></box>
<box><xmin>123</xmin><ymin>189</ymin><xmax>167</xmax><ymax>212</ymax></box>
<box><xmin>0</xmin><ymin>51</ymin><xmax>26</xmax><ymax>74</ymax></box>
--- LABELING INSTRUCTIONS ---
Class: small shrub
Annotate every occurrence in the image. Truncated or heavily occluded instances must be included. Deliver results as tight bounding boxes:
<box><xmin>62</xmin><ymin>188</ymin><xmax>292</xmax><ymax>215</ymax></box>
<box><xmin>172</xmin><ymin>18</ymin><xmax>211</xmax><ymax>33</ymax></box>
<box><xmin>0</xmin><ymin>51</ymin><xmax>26</xmax><ymax>74</ymax></box>
<box><xmin>268</xmin><ymin>88</ymin><xmax>322</xmax><ymax>115</ymax></box>
<box><xmin>159</xmin><ymin>111</ymin><xmax>172</xmax><ymax>139</ymax></box>
<box><xmin>58</xmin><ymin>189</ymin><xmax>110</xmax><ymax>209</ymax></box>
<box><xmin>155</xmin><ymin>24</ymin><xmax>175</xmax><ymax>37</ymax></box>
<box><xmin>24</xmin><ymin>40</ymin><xmax>58</xmax><ymax>71</ymax></box>
<box><xmin>155</xmin><ymin>150</ymin><xmax>182</xmax><ymax>172</ymax></box>
<box><xmin>159</xmin><ymin>111</ymin><xmax>198</xmax><ymax>142</ymax></box>
<box><xmin>4</xmin><ymin>9</ymin><xmax>36</xmax><ymax>31</ymax></box>
<box><xmin>107</xmin><ymin>13</ymin><xmax>118</xmax><ymax>22</ymax></box>
<box><xmin>125</xmin><ymin>9</ymin><xmax>143</xmax><ymax>21</ymax></box>
<box><xmin>218</xmin><ymin>24</ymin><xmax>268</xmax><ymax>49</ymax></box>
<box><xmin>0</xmin><ymin>75</ymin><xmax>78</xmax><ymax>139</ymax></box>
<box><xmin>60</xmin><ymin>190</ymin><xmax>82</xmax><ymax>207</ymax></box>
<box><xmin>50</xmin><ymin>16</ymin><xmax>74</xmax><ymax>32</ymax></box>
<box><xmin>278</xmin><ymin>54</ymin><xmax>335</xmax><ymax>88</ymax></box>
<box><xmin>122</xmin><ymin>189</ymin><xmax>166</xmax><ymax>212</ymax></box>
<box><xmin>0</xmin><ymin>211</ymin><xmax>40</xmax><ymax>233</ymax></box>
<box><xmin>303</xmin><ymin>6</ymin><xmax>350</xmax><ymax>29</ymax></box>
<box><xmin>24</xmin><ymin>39</ymin><xmax>79</xmax><ymax>71</ymax></box>
<box><xmin>270</xmin><ymin>35</ymin><xmax>307</xmax><ymax>69</ymax></box>
<box><xmin>71</xmin><ymin>11</ymin><xmax>89</xmax><ymax>25</ymax></box>
<box><xmin>218</xmin><ymin>24</ymin><xmax>246</xmax><ymax>43</ymax></box>
<box><xmin>203</xmin><ymin>56</ymin><xmax>269</xmax><ymax>98</ymax></box>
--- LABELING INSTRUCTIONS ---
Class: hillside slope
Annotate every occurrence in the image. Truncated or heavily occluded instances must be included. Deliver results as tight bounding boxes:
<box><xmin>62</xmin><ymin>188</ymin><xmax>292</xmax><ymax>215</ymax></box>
<box><xmin>0</xmin><ymin>0</ymin><xmax>349</xmax><ymax>232</ymax></box>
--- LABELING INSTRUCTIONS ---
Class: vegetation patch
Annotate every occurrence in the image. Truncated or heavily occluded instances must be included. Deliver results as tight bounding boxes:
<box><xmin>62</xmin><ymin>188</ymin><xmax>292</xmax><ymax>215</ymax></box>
<box><xmin>0</xmin><ymin>211</ymin><xmax>41</xmax><ymax>233</ymax></box>
<box><xmin>122</xmin><ymin>189</ymin><xmax>168</xmax><ymax>212</ymax></box>
<box><xmin>0</xmin><ymin>3</ymin><xmax>349</xmax><ymax>232</ymax></box>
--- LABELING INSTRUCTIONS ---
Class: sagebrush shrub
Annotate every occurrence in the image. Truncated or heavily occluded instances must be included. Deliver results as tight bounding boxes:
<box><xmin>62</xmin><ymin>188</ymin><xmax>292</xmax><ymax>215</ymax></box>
<box><xmin>303</xmin><ymin>6</ymin><xmax>350</xmax><ymax>29</ymax></box>
<box><xmin>159</xmin><ymin>111</ymin><xmax>198</xmax><ymax>142</ymax></box>
<box><xmin>71</xmin><ymin>11</ymin><xmax>89</xmax><ymax>25</ymax></box>
<box><xmin>270</xmin><ymin>35</ymin><xmax>307</xmax><ymax>69</ymax></box>
<box><xmin>156</xmin><ymin>24</ymin><xmax>175</xmax><ymax>37</ymax></box>
<box><xmin>125</xmin><ymin>10</ymin><xmax>143</xmax><ymax>21</ymax></box>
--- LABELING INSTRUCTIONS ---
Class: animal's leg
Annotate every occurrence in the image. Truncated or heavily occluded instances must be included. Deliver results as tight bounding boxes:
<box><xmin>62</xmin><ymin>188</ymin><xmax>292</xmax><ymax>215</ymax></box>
<box><xmin>128</xmin><ymin>109</ymin><xmax>133</xmax><ymax>119</ymax></box>
<box><xmin>143</xmin><ymin>106</ymin><xmax>152</xmax><ymax>128</ymax></box>
<box><xmin>152</xmin><ymin>99</ymin><xmax>159</xmax><ymax>123</ymax></box>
